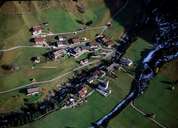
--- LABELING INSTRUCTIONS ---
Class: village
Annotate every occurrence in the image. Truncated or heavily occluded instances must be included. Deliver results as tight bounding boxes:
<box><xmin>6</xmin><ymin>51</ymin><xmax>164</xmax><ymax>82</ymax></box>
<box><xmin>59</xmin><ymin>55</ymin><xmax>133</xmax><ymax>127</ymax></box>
<box><xmin>30</xmin><ymin>23</ymin><xmax>114</xmax><ymax>64</ymax></box>
<box><xmin>25</xmin><ymin>23</ymin><xmax>133</xmax><ymax>110</ymax></box>
<box><xmin>1</xmin><ymin>0</ymin><xmax>177</xmax><ymax>127</ymax></box>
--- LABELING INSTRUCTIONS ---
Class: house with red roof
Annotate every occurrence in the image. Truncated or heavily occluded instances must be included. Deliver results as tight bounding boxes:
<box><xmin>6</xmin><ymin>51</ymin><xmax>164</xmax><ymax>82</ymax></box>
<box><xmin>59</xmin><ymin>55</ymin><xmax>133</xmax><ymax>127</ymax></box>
<box><xmin>78</xmin><ymin>87</ymin><xmax>87</xmax><ymax>98</ymax></box>
<box><xmin>34</xmin><ymin>36</ymin><xmax>46</xmax><ymax>46</ymax></box>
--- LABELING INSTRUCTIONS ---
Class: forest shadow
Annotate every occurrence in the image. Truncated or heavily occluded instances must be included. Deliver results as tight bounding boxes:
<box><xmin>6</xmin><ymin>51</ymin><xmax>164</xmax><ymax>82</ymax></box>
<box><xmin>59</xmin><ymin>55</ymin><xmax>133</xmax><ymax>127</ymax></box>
<box><xmin>104</xmin><ymin>0</ymin><xmax>178</xmax><ymax>43</ymax></box>
<box><xmin>104</xmin><ymin>0</ymin><xmax>178</xmax><ymax>73</ymax></box>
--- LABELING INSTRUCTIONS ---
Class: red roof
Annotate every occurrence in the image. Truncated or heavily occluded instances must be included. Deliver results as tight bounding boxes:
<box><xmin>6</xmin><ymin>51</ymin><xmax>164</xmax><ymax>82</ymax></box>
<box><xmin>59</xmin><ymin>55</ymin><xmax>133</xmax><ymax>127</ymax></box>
<box><xmin>79</xmin><ymin>87</ymin><xmax>87</xmax><ymax>98</ymax></box>
<box><xmin>34</xmin><ymin>37</ymin><xmax>45</xmax><ymax>44</ymax></box>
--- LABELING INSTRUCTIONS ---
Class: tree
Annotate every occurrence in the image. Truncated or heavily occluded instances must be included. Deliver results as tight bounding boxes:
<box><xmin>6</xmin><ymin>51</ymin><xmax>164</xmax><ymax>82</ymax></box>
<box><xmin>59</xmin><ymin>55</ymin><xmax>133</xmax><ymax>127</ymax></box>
<box><xmin>1</xmin><ymin>64</ymin><xmax>19</xmax><ymax>71</ymax></box>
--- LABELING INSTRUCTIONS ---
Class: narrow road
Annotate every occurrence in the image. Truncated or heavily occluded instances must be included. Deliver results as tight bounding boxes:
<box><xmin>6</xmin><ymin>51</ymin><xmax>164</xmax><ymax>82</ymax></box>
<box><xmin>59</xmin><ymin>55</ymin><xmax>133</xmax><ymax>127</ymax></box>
<box><xmin>33</xmin><ymin>25</ymin><xmax>106</xmax><ymax>38</ymax></box>
<box><xmin>130</xmin><ymin>102</ymin><xmax>168</xmax><ymax>128</ymax></box>
<box><xmin>0</xmin><ymin>60</ymin><xmax>100</xmax><ymax>94</ymax></box>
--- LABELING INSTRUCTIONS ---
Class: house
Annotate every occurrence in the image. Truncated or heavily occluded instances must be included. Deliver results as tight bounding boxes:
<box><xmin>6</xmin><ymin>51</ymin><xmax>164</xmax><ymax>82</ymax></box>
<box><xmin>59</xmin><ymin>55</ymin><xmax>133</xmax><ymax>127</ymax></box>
<box><xmin>34</xmin><ymin>37</ymin><xmax>46</xmax><ymax>46</ymax></box>
<box><xmin>78</xmin><ymin>87</ymin><xmax>87</xmax><ymax>98</ymax></box>
<box><xmin>49</xmin><ymin>40</ymin><xmax>67</xmax><ymax>49</ymax></box>
<box><xmin>53</xmin><ymin>50</ymin><xmax>64</xmax><ymax>59</ymax></box>
<box><xmin>26</xmin><ymin>87</ymin><xmax>40</xmax><ymax>96</ymax></box>
<box><xmin>95</xmin><ymin>80</ymin><xmax>111</xmax><ymax>97</ymax></box>
<box><xmin>57</xmin><ymin>36</ymin><xmax>67</xmax><ymax>42</ymax></box>
<box><xmin>32</xmin><ymin>25</ymin><xmax>42</xmax><ymax>35</ymax></box>
<box><xmin>53</xmin><ymin>41</ymin><xmax>67</xmax><ymax>49</ymax></box>
<box><xmin>47</xmin><ymin>49</ymin><xmax>64</xmax><ymax>60</ymax></box>
<box><xmin>68</xmin><ymin>37</ymin><xmax>80</xmax><ymax>44</ymax></box>
<box><xmin>95</xmin><ymin>34</ymin><xmax>113</xmax><ymax>47</ymax></box>
<box><xmin>97</xmin><ymin>80</ymin><xmax>109</xmax><ymax>90</ymax></box>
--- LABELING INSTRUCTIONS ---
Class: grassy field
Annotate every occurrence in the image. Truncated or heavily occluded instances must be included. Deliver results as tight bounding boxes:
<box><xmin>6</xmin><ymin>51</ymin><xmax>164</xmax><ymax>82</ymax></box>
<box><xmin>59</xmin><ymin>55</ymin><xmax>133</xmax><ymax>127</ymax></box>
<box><xmin>20</xmin><ymin>70</ymin><xmax>134</xmax><ymax>128</ymax></box>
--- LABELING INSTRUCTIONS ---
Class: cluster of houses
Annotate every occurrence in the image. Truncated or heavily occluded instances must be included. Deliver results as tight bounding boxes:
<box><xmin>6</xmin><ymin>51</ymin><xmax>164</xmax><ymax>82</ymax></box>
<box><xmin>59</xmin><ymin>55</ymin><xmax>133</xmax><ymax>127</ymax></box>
<box><xmin>61</xmin><ymin>87</ymin><xmax>88</xmax><ymax>109</ymax></box>
<box><xmin>85</xmin><ymin>68</ymin><xmax>112</xmax><ymax>97</ymax></box>
<box><xmin>27</xmin><ymin>24</ymin><xmax>133</xmax><ymax>103</ymax></box>
<box><xmin>30</xmin><ymin>25</ymin><xmax>48</xmax><ymax>47</ymax></box>
<box><xmin>29</xmin><ymin>24</ymin><xmax>119</xmax><ymax>67</ymax></box>
<box><xmin>46</xmin><ymin>37</ymin><xmax>91</xmax><ymax>61</ymax></box>
<box><xmin>95</xmin><ymin>34</ymin><xmax>114</xmax><ymax>48</ymax></box>
<box><xmin>44</xmin><ymin>35</ymin><xmax>115</xmax><ymax>65</ymax></box>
